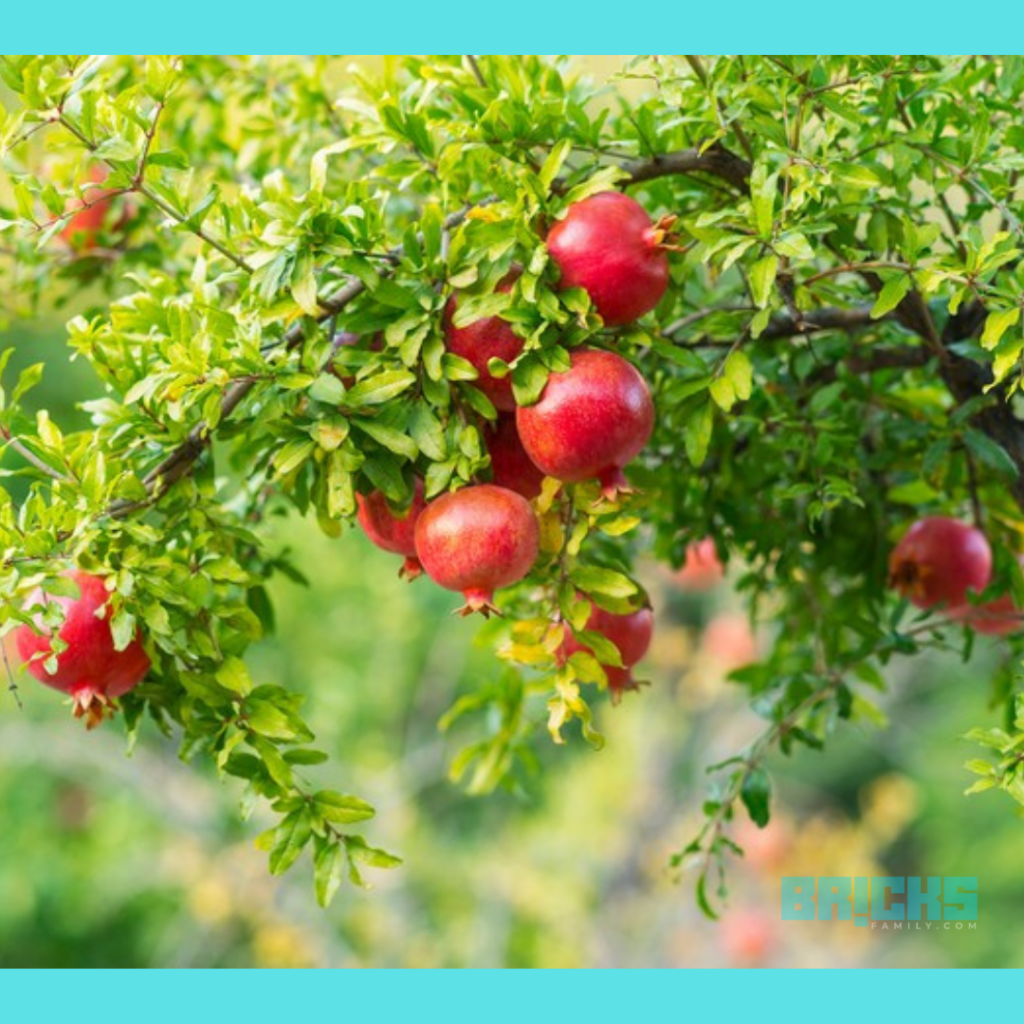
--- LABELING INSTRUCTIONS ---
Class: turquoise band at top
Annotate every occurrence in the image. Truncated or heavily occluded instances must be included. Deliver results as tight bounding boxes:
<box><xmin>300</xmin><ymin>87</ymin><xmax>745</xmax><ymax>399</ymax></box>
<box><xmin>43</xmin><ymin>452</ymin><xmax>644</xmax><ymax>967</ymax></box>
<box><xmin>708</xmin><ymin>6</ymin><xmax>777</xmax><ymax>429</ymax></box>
<box><xmin>1</xmin><ymin>5</ymin><xmax>1022</xmax><ymax>51</ymax></box>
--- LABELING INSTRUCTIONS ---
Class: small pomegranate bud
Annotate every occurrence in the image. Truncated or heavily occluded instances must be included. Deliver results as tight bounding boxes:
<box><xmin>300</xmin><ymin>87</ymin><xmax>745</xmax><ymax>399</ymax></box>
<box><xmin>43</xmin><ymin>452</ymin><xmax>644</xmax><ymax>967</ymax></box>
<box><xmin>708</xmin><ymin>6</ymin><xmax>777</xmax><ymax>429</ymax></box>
<box><xmin>888</xmin><ymin>516</ymin><xmax>992</xmax><ymax>611</ymax></box>
<box><xmin>14</xmin><ymin>570</ymin><xmax>150</xmax><ymax>728</ymax></box>
<box><xmin>547</xmin><ymin>192</ymin><xmax>670</xmax><ymax>325</ymax></box>
<box><xmin>444</xmin><ymin>270</ymin><xmax>523</xmax><ymax>411</ymax></box>
<box><xmin>561</xmin><ymin>600</ymin><xmax>654</xmax><ymax>703</ymax></box>
<box><xmin>356</xmin><ymin>479</ymin><xmax>427</xmax><ymax>579</ymax></box>
<box><xmin>516</xmin><ymin>349</ymin><xmax>654</xmax><ymax>498</ymax></box>
<box><xmin>414</xmin><ymin>484</ymin><xmax>540</xmax><ymax>616</ymax></box>
<box><xmin>486</xmin><ymin>414</ymin><xmax>546</xmax><ymax>500</ymax></box>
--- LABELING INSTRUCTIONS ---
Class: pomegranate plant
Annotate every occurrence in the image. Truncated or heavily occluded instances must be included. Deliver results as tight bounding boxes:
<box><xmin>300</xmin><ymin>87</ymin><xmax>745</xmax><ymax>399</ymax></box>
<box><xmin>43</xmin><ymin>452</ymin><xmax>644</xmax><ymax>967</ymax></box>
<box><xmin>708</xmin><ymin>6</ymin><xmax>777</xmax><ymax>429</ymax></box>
<box><xmin>4</xmin><ymin>55</ymin><xmax>1024</xmax><ymax>917</ymax></box>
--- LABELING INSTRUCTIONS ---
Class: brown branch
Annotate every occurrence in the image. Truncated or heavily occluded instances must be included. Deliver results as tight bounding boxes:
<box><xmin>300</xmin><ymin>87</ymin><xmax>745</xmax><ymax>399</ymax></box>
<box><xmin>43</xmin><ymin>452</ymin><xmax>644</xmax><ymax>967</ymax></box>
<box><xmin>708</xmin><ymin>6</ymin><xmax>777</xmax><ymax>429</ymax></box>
<box><xmin>668</xmin><ymin>305</ymin><xmax>881</xmax><ymax>345</ymax></box>
<box><xmin>622</xmin><ymin>144</ymin><xmax>752</xmax><ymax>193</ymax></box>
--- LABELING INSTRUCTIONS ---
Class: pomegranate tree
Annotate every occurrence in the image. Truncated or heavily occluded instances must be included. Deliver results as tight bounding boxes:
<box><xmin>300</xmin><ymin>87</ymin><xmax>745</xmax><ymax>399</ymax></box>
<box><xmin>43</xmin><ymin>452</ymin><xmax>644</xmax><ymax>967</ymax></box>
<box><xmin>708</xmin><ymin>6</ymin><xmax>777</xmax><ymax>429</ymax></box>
<box><xmin>14</xmin><ymin>571</ymin><xmax>150</xmax><ymax>727</ymax></box>
<box><xmin>415</xmin><ymin>485</ymin><xmax>539</xmax><ymax>616</ymax></box>
<box><xmin>547</xmin><ymin>192</ymin><xmax>670</xmax><ymax>325</ymax></box>
<box><xmin>516</xmin><ymin>349</ymin><xmax>654</xmax><ymax>497</ymax></box>
<box><xmin>356</xmin><ymin>479</ymin><xmax>428</xmax><ymax>578</ymax></box>
<box><xmin>888</xmin><ymin>517</ymin><xmax>992</xmax><ymax>611</ymax></box>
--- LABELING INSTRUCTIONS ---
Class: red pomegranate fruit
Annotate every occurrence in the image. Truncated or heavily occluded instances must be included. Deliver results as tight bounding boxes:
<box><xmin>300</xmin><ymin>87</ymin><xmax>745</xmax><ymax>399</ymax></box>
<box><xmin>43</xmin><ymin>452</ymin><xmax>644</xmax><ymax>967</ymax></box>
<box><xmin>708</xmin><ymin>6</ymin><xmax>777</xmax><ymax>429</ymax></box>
<box><xmin>487</xmin><ymin>414</ymin><xmax>546</xmax><ymax>500</ymax></box>
<box><xmin>888</xmin><ymin>516</ymin><xmax>992</xmax><ymax>611</ymax></box>
<box><xmin>950</xmin><ymin>555</ymin><xmax>1024</xmax><ymax>636</ymax></box>
<box><xmin>414</xmin><ymin>484</ymin><xmax>539</xmax><ymax>616</ymax></box>
<box><xmin>356</xmin><ymin>479</ymin><xmax>428</xmax><ymax>579</ymax></box>
<box><xmin>516</xmin><ymin>348</ymin><xmax>654</xmax><ymax>498</ymax></box>
<box><xmin>60</xmin><ymin>167</ymin><xmax>118</xmax><ymax>251</ymax></box>
<box><xmin>675</xmin><ymin>538</ymin><xmax>725</xmax><ymax>590</ymax></box>
<box><xmin>562</xmin><ymin>601</ymin><xmax>654</xmax><ymax>702</ymax></box>
<box><xmin>14</xmin><ymin>570</ymin><xmax>150</xmax><ymax>727</ymax></box>
<box><xmin>547</xmin><ymin>192</ymin><xmax>670</xmax><ymax>325</ymax></box>
<box><xmin>444</xmin><ymin>271</ymin><xmax>523</xmax><ymax>411</ymax></box>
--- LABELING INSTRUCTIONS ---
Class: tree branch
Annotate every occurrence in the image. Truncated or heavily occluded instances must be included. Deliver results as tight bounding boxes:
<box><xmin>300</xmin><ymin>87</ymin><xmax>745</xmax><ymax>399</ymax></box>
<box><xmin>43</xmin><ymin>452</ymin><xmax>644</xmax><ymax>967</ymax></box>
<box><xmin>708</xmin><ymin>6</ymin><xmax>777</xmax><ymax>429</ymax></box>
<box><xmin>622</xmin><ymin>144</ymin><xmax>752</xmax><ymax>192</ymax></box>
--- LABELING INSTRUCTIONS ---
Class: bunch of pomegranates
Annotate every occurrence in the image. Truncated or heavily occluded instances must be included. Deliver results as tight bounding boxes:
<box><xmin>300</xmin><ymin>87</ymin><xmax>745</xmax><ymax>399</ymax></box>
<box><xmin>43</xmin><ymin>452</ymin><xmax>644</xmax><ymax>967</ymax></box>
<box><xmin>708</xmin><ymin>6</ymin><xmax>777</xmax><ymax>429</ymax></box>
<box><xmin>355</xmin><ymin>189</ymin><xmax>668</xmax><ymax>692</ymax></box>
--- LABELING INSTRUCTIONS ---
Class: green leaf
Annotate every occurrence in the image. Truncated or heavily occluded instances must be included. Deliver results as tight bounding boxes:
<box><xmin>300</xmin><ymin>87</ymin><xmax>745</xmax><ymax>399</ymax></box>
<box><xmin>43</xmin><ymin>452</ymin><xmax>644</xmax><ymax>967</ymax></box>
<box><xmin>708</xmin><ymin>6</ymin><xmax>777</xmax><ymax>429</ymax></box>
<box><xmin>569</xmin><ymin>566</ymin><xmax>639</xmax><ymax>600</ymax></box>
<box><xmin>313</xmin><ymin>791</ymin><xmax>376</xmax><ymax>825</ymax></box>
<box><xmin>351</xmin><ymin>418</ymin><xmax>418</xmax><ymax>460</ymax></box>
<box><xmin>345</xmin><ymin>370</ymin><xmax>417</xmax><ymax>407</ymax></box>
<box><xmin>749</xmin><ymin>255</ymin><xmax>778</xmax><ymax>309</ymax></box>
<box><xmin>408</xmin><ymin>402</ymin><xmax>447</xmax><ymax>460</ymax></box>
<box><xmin>314</xmin><ymin>839</ymin><xmax>344</xmax><ymax>908</ymax></box>
<box><xmin>981</xmin><ymin>307</ymin><xmax>1021</xmax><ymax>351</ymax></box>
<box><xmin>309</xmin><ymin>373</ymin><xmax>345</xmax><ymax>405</ymax></box>
<box><xmin>269</xmin><ymin>809</ymin><xmax>312</xmax><ymax>875</ymax></box>
<box><xmin>684</xmin><ymin>400</ymin><xmax>714</xmax><ymax>467</ymax></box>
<box><xmin>216</xmin><ymin>656</ymin><xmax>252</xmax><ymax>696</ymax></box>
<box><xmin>871</xmin><ymin>275</ymin><xmax>910</xmax><ymax>319</ymax></box>
<box><xmin>964</xmin><ymin>429</ymin><xmax>1018</xmax><ymax>478</ymax></box>
<box><xmin>740</xmin><ymin>768</ymin><xmax>772</xmax><ymax>827</ymax></box>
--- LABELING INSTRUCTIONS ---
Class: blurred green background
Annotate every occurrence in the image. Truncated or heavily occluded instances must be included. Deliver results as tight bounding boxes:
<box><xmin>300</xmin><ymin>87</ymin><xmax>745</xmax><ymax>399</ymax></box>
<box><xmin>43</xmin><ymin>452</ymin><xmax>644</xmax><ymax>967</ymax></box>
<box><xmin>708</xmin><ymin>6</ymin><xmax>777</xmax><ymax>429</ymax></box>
<box><xmin>1</xmin><ymin>56</ymin><xmax>1023</xmax><ymax>970</ymax></box>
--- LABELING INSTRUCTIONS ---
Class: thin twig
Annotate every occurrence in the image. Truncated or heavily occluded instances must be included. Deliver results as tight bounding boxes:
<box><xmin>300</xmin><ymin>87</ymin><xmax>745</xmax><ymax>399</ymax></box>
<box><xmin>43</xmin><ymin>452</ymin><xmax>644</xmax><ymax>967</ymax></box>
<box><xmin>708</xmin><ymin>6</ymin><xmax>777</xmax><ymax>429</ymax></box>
<box><xmin>467</xmin><ymin>55</ymin><xmax>487</xmax><ymax>89</ymax></box>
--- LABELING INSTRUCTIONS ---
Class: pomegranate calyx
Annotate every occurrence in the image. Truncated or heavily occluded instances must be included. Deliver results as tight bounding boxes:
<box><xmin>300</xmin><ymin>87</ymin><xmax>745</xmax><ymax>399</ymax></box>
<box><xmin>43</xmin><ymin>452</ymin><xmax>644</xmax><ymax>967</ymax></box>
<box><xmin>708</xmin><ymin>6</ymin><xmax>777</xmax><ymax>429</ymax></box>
<box><xmin>458</xmin><ymin>588</ymin><xmax>501</xmax><ymax>619</ymax></box>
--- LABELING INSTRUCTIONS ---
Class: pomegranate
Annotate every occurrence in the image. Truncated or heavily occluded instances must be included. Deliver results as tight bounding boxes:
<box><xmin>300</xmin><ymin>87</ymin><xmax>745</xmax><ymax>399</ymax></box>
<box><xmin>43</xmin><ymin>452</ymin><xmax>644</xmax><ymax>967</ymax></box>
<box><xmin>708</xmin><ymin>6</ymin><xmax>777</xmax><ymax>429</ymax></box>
<box><xmin>414</xmin><ymin>484</ymin><xmax>539</xmax><ymax>615</ymax></box>
<box><xmin>444</xmin><ymin>271</ymin><xmax>523</xmax><ymax>411</ymax></box>
<box><xmin>562</xmin><ymin>600</ymin><xmax>654</xmax><ymax>702</ymax></box>
<box><xmin>950</xmin><ymin>555</ymin><xmax>1024</xmax><ymax>636</ymax></box>
<box><xmin>675</xmin><ymin>538</ymin><xmax>725</xmax><ymax>590</ymax></box>
<box><xmin>547</xmin><ymin>192</ymin><xmax>670</xmax><ymax>325</ymax></box>
<box><xmin>60</xmin><ymin>167</ymin><xmax>118</xmax><ymax>251</ymax></box>
<box><xmin>516</xmin><ymin>348</ymin><xmax>654</xmax><ymax>498</ymax></box>
<box><xmin>720</xmin><ymin>909</ymin><xmax>776</xmax><ymax>967</ymax></box>
<box><xmin>487</xmin><ymin>414</ymin><xmax>546</xmax><ymax>500</ymax></box>
<box><xmin>888</xmin><ymin>516</ymin><xmax>992</xmax><ymax>611</ymax></box>
<box><xmin>702</xmin><ymin>613</ymin><xmax>759</xmax><ymax>671</ymax></box>
<box><xmin>14</xmin><ymin>570</ymin><xmax>150</xmax><ymax>727</ymax></box>
<box><xmin>356</xmin><ymin>479</ymin><xmax>427</xmax><ymax>579</ymax></box>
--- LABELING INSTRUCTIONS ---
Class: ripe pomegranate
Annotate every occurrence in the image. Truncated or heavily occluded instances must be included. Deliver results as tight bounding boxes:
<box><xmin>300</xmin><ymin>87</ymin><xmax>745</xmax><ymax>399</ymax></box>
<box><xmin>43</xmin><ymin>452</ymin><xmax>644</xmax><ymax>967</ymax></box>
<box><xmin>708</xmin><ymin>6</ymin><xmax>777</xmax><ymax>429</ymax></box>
<box><xmin>720</xmin><ymin>909</ymin><xmax>776</xmax><ymax>967</ymax></box>
<box><xmin>562</xmin><ymin>600</ymin><xmax>654</xmax><ymax>702</ymax></box>
<box><xmin>516</xmin><ymin>348</ymin><xmax>654</xmax><ymax>498</ymax></box>
<box><xmin>414</xmin><ymin>484</ymin><xmax>539</xmax><ymax>616</ymax></box>
<box><xmin>675</xmin><ymin>538</ymin><xmax>725</xmax><ymax>590</ymax></box>
<box><xmin>60</xmin><ymin>167</ymin><xmax>118</xmax><ymax>251</ymax></box>
<box><xmin>950</xmin><ymin>555</ymin><xmax>1024</xmax><ymax>636</ymax></box>
<box><xmin>702</xmin><ymin>613</ymin><xmax>759</xmax><ymax>671</ymax></box>
<box><xmin>486</xmin><ymin>414</ymin><xmax>546</xmax><ymax>500</ymax></box>
<box><xmin>356</xmin><ymin>479</ymin><xmax>427</xmax><ymax>579</ymax></box>
<box><xmin>888</xmin><ymin>516</ymin><xmax>992</xmax><ymax>611</ymax></box>
<box><xmin>547</xmin><ymin>192</ymin><xmax>670</xmax><ymax>325</ymax></box>
<box><xmin>444</xmin><ymin>271</ymin><xmax>523</xmax><ymax>411</ymax></box>
<box><xmin>14</xmin><ymin>571</ymin><xmax>150</xmax><ymax>727</ymax></box>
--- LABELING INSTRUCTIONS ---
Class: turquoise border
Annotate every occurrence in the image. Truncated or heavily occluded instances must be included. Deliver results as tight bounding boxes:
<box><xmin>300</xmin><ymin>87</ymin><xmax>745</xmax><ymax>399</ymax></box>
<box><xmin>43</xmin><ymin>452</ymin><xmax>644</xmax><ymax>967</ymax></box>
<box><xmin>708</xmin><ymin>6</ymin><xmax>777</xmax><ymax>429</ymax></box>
<box><xmin>2</xmin><ymin>44</ymin><xmax>1021</xmax><ymax>988</ymax></box>
<box><xmin>1</xmin><ymin>6</ymin><xmax>1023</xmax><ymax>49</ymax></box>
<box><xmin>0</xmin><ymin>967</ymin><xmax>1017</xmax><ymax>1004</ymax></box>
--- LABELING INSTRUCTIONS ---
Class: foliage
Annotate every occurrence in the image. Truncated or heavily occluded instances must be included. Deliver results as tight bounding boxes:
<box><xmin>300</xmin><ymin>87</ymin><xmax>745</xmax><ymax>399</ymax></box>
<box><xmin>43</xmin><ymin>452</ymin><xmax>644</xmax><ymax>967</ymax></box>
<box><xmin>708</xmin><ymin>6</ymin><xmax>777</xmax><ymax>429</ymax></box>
<box><xmin>2</xmin><ymin>55</ymin><xmax>1024</xmax><ymax>913</ymax></box>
